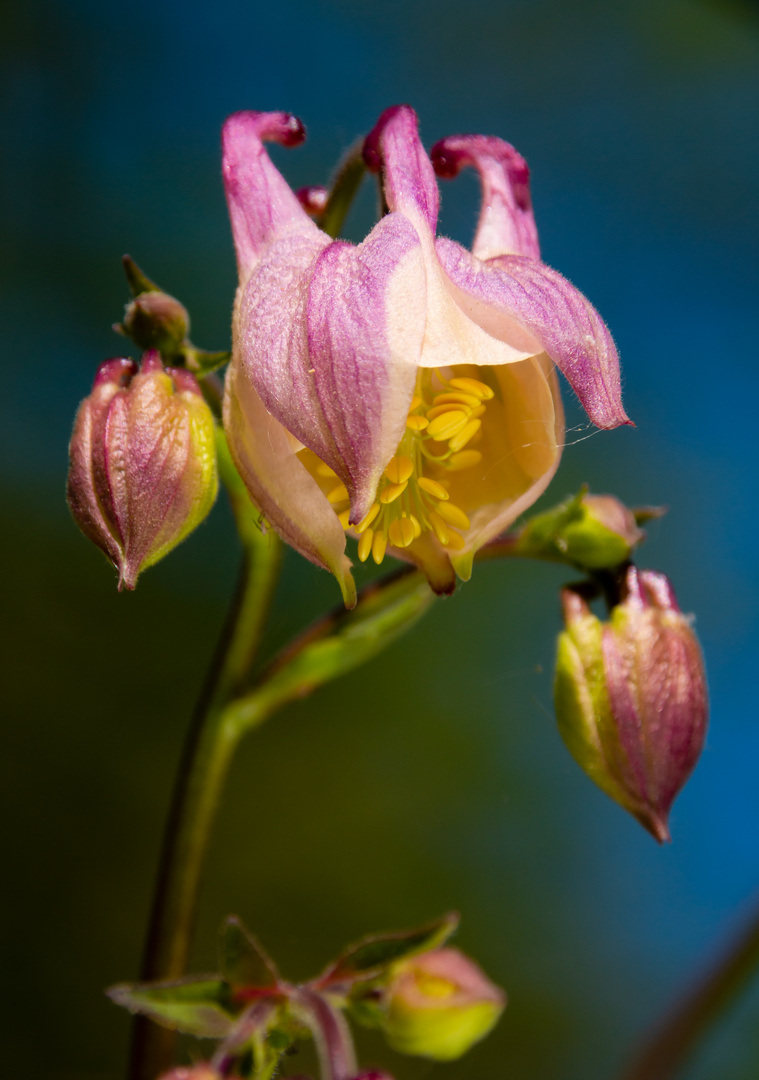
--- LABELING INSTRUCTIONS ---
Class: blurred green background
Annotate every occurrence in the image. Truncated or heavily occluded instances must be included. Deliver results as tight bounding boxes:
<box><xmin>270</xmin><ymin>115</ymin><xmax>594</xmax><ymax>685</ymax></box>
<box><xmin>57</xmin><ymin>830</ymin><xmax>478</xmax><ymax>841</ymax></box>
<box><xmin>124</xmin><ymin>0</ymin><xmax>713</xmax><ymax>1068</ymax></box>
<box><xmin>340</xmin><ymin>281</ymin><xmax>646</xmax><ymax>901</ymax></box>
<box><xmin>3</xmin><ymin>0</ymin><xmax>759</xmax><ymax>1077</ymax></box>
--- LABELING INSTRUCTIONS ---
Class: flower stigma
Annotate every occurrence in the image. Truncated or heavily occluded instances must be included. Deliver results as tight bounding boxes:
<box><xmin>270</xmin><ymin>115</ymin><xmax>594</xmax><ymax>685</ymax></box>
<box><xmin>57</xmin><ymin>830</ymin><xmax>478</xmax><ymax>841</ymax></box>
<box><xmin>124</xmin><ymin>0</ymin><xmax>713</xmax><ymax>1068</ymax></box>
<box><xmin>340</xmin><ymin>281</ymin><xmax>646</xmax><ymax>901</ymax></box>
<box><xmin>298</xmin><ymin>367</ymin><xmax>501</xmax><ymax>565</ymax></box>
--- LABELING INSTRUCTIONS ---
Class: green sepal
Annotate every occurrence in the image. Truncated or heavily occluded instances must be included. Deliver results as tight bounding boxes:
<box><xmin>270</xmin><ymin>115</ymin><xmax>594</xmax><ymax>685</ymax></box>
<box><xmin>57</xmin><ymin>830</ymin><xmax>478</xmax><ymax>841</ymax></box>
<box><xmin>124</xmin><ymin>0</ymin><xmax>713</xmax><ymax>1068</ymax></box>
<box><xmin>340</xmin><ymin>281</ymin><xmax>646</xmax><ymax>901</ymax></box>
<box><xmin>107</xmin><ymin>976</ymin><xmax>234</xmax><ymax>1037</ymax></box>
<box><xmin>219</xmin><ymin>916</ymin><xmax>280</xmax><ymax>989</ymax></box>
<box><xmin>122</xmin><ymin>254</ymin><xmax>160</xmax><ymax>296</ymax></box>
<box><xmin>318</xmin><ymin>912</ymin><xmax>459</xmax><ymax>987</ymax></box>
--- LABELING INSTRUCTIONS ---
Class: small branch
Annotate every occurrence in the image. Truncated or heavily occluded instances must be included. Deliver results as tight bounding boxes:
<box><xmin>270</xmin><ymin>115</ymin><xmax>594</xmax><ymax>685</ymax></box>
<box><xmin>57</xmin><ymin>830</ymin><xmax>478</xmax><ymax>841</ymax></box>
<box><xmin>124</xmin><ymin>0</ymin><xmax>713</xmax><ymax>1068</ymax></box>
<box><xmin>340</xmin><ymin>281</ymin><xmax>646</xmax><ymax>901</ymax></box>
<box><xmin>617</xmin><ymin>895</ymin><xmax>759</xmax><ymax>1080</ymax></box>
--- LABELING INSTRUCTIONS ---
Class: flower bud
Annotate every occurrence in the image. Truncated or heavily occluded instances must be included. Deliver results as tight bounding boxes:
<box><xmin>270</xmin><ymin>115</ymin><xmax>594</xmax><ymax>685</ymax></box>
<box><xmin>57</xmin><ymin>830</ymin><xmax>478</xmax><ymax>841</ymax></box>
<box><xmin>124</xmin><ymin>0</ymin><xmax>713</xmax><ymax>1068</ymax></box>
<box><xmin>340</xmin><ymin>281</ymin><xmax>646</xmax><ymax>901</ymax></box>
<box><xmin>67</xmin><ymin>350</ymin><xmax>218</xmax><ymax>589</ymax></box>
<box><xmin>517</xmin><ymin>490</ymin><xmax>644</xmax><ymax>570</ymax></box>
<box><xmin>121</xmin><ymin>290</ymin><xmax>190</xmax><ymax>354</ymax></box>
<box><xmin>554</xmin><ymin>566</ymin><xmax>708</xmax><ymax>841</ymax></box>
<box><xmin>377</xmin><ymin>948</ymin><xmax>505</xmax><ymax>1061</ymax></box>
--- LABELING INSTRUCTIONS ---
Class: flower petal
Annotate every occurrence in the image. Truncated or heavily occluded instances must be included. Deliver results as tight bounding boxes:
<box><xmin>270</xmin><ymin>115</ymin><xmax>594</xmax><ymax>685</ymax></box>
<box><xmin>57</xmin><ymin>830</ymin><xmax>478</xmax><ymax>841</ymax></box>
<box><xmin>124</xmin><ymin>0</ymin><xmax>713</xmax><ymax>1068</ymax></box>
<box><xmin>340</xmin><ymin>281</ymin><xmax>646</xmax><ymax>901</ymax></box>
<box><xmin>223</xmin><ymin>357</ymin><xmax>356</xmax><ymax>608</ymax></box>
<box><xmin>306</xmin><ymin>213</ymin><xmax>427</xmax><ymax>523</ymax></box>
<box><xmin>431</xmin><ymin>134</ymin><xmax>540</xmax><ymax>261</ymax></box>
<box><xmin>363</xmin><ymin>105</ymin><xmax>440</xmax><ymax>235</ymax></box>
<box><xmin>222</xmin><ymin>110</ymin><xmax>320</xmax><ymax>283</ymax></box>
<box><xmin>436</xmin><ymin>238</ymin><xmax>631</xmax><ymax>429</ymax></box>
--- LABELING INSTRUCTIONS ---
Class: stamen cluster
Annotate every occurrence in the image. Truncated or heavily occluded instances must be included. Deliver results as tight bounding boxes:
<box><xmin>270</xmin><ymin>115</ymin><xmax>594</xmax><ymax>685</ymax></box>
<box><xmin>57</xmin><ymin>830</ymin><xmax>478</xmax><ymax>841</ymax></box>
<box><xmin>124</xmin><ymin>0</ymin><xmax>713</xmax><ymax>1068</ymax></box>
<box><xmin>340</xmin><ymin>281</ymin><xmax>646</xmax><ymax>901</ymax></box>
<box><xmin>314</xmin><ymin>371</ymin><xmax>494</xmax><ymax>564</ymax></box>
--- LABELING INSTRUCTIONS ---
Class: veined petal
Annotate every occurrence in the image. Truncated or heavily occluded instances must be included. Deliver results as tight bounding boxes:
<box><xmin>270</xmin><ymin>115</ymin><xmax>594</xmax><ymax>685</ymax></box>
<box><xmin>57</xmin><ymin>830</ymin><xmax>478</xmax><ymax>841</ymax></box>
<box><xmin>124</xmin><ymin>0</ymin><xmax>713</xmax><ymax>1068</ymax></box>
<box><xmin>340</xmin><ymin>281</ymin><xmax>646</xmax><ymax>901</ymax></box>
<box><xmin>436</xmin><ymin>238</ymin><xmax>631</xmax><ymax>429</ymax></box>
<box><xmin>306</xmin><ymin>213</ymin><xmax>427</xmax><ymax>523</ymax></box>
<box><xmin>431</xmin><ymin>134</ymin><xmax>540</xmax><ymax>261</ymax></box>
<box><xmin>363</xmin><ymin>107</ymin><xmax>540</xmax><ymax>371</ymax></box>
<box><xmin>363</xmin><ymin>105</ymin><xmax>440</xmax><ymax>235</ymax></box>
<box><xmin>452</xmin><ymin>355</ymin><xmax>564</xmax><ymax>567</ymax></box>
<box><xmin>222</xmin><ymin>110</ymin><xmax>321</xmax><ymax>283</ymax></box>
<box><xmin>223</xmin><ymin>357</ymin><xmax>356</xmax><ymax>608</ymax></box>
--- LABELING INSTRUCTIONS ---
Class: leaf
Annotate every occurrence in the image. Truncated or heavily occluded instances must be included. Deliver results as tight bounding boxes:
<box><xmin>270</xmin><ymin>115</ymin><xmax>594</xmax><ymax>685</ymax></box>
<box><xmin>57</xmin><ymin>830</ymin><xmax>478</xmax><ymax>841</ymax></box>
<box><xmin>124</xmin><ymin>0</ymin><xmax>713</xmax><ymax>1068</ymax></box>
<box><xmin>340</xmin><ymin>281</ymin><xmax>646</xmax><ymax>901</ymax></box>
<box><xmin>107</xmin><ymin>976</ymin><xmax>234</xmax><ymax>1038</ymax></box>
<box><xmin>219</xmin><ymin>916</ymin><xmax>280</xmax><ymax>989</ymax></box>
<box><xmin>318</xmin><ymin>912</ymin><xmax>459</xmax><ymax>986</ymax></box>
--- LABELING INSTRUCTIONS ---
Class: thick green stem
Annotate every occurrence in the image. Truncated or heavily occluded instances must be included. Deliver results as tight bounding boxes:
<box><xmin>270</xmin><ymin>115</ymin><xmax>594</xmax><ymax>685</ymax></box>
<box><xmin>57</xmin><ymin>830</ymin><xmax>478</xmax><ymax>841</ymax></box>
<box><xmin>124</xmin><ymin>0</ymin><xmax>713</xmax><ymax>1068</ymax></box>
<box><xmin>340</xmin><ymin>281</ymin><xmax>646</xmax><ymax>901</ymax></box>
<box><xmin>128</xmin><ymin>457</ymin><xmax>282</xmax><ymax>1080</ymax></box>
<box><xmin>618</xmin><ymin>897</ymin><xmax>759</xmax><ymax>1080</ymax></box>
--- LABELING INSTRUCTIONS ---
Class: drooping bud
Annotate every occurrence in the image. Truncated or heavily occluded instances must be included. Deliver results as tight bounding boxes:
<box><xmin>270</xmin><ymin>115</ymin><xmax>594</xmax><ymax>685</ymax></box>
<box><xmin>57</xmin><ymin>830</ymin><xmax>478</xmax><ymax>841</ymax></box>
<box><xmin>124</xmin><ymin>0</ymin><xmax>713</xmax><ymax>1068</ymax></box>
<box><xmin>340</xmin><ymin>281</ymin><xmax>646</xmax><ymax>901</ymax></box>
<box><xmin>554</xmin><ymin>566</ymin><xmax>708</xmax><ymax>842</ymax></box>
<box><xmin>67</xmin><ymin>349</ymin><xmax>218</xmax><ymax>589</ymax></box>
<box><xmin>121</xmin><ymin>289</ymin><xmax>190</xmax><ymax>354</ymax></box>
<box><xmin>373</xmin><ymin>948</ymin><xmax>505</xmax><ymax>1061</ymax></box>
<box><xmin>115</xmin><ymin>255</ymin><xmax>190</xmax><ymax>355</ymax></box>
<box><xmin>515</xmin><ymin>489</ymin><xmax>645</xmax><ymax>570</ymax></box>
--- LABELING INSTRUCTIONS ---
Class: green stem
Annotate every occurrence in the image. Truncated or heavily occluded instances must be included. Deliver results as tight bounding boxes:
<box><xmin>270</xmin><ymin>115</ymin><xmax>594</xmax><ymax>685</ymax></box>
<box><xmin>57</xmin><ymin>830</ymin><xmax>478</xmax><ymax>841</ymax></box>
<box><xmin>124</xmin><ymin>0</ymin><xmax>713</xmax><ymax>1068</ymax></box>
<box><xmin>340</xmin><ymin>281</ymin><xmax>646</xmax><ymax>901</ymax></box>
<box><xmin>128</xmin><ymin>451</ymin><xmax>282</xmax><ymax>1080</ymax></box>
<box><xmin>318</xmin><ymin>139</ymin><xmax>367</xmax><ymax>240</ymax></box>
<box><xmin>617</xmin><ymin>897</ymin><xmax>759</xmax><ymax>1080</ymax></box>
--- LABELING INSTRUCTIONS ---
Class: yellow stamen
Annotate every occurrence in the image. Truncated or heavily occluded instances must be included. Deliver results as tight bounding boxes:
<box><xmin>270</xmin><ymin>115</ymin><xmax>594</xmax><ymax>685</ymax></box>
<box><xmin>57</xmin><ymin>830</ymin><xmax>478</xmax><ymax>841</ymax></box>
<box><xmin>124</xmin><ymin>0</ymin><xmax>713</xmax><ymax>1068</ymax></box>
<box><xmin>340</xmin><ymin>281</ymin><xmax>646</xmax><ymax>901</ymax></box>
<box><xmin>433</xmin><ymin>391</ymin><xmax>481</xmax><ymax>408</ymax></box>
<box><xmin>388</xmin><ymin>517</ymin><xmax>416</xmax><ymax>548</ymax></box>
<box><xmin>409</xmin><ymin>514</ymin><xmax>422</xmax><ymax>539</ymax></box>
<box><xmin>449</xmin><ymin>377</ymin><xmax>495</xmax><ymax>400</ymax></box>
<box><xmin>448</xmin><ymin>449</ymin><xmax>483</xmax><ymax>470</ymax></box>
<box><xmin>327</xmin><ymin>483</ymin><xmax>349</xmax><ymax>504</ymax></box>
<box><xmin>384</xmin><ymin>454</ymin><xmax>414</xmax><ymax>484</ymax></box>
<box><xmin>357</xmin><ymin>528</ymin><xmax>374</xmax><ymax>562</ymax></box>
<box><xmin>406</xmin><ymin>414</ymin><xmax>429</xmax><ymax>431</ymax></box>
<box><xmin>380</xmin><ymin>480</ymin><xmax>408</xmax><ymax>504</ymax></box>
<box><xmin>409</xmin><ymin>394</ymin><xmax>423</xmax><ymax>411</ymax></box>
<box><xmin>417</xmin><ymin>476</ymin><xmax>449</xmax><ymax>501</ymax></box>
<box><xmin>354</xmin><ymin>502</ymin><xmax>380</xmax><ymax>533</ymax></box>
<box><xmin>316</xmin><ymin>462</ymin><xmax>337</xmax><ymax>477</ymax></box>
<box><xmin>427</xmin><ymin>410</ymin><xmax>469</xmax><ymax>440</ymax></box>
<box><xmin>372</xmin><ymin>530</ymin><xmax>387</xmax><ymax>564</ymax></box>
<box><xmin>448</xmin><ymin>418</ymin><xmax>482</xmax><ymax>453</ymax></box>
<box><xmin>338</xmin><ymin>509</ymin><xmax>351</xmax><ymax>529</ymax></box>
<box><xmin>435</xmin><ymin>501</ymin><xmax>471</xmax><ymax>530</ymax></box>
<box><xmin>428</xmin><ymin>511</ymin><xmax>450</xmax><ymax>546</ymax></box>
<box><xmin>444</xmin><ymin>529</ymin><xmax>466</xmax><ymax>550</ymax></box>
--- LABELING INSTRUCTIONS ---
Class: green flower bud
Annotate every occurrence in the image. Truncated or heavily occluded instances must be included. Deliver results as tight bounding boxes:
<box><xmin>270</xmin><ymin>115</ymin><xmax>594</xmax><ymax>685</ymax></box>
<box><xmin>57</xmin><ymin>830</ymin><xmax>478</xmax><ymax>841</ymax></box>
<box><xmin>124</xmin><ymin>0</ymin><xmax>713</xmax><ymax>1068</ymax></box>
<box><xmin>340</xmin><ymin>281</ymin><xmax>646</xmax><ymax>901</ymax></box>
<box><xmin>517</xmin><ymin>490</ymin><xmax>645</xmax><ymax>570</ymax></box>
<box><xmin>67</xmin><ymin>349</ymin><xmax>218</xmax><ymax>589</ymax></box>
<box><xmin>377</xmin><ymin>948</ymin><xmax>505</xmax><ymax>1061</ymax></box>
<box><xmin>554</xmin><ymin>566</ymin><xmax>708</xmax><ymax>841</ymax></box>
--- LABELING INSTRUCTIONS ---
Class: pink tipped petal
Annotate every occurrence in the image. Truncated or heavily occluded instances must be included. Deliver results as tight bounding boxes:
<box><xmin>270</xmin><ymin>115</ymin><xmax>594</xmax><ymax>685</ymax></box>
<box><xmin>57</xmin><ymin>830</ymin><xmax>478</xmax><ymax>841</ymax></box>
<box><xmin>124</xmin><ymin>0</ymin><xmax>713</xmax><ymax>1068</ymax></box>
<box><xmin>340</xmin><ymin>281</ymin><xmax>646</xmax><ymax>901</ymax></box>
<box><xmin>363</xmin><ymin>106</ymin><xmax>439</xmax><ymax>235</ymax></box>
<box><xmin>306</xmin><ymin>213</ymin><xmax>427</xmax><ymax>522</ymax></box>
<box><xmin>223</xmin><ymin>358</ymin><xmax>356</xmax><ymax>607</ymax></box>
<box><xmin>222</xmin><ymin>110</ymin><xmax>319</xmax><ymax>282</ymax></box>
<box><xmin>431</xmin><ymin>135</ymin><xmax>540</xmax><ymax>261</ymax></box>
<box><xmin>436</xmin><ymin>238</ymin><xmax>631</xmax><ymax>429</ymax></box>
<box><xmin>237</xmin><ymin>228</ymin><xmax>334</xmax><ymax>465</ymax></box>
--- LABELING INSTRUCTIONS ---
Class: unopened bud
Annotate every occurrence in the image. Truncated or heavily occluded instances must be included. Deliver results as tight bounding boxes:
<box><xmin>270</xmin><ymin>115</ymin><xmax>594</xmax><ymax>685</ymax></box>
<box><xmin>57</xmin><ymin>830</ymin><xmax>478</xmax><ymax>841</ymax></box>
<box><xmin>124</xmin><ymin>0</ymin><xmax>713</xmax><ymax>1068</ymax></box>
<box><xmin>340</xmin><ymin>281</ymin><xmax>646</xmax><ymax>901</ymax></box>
<box><xmin>376</xmin><ymin>948</ymin><xmax>505</xmax><ymax>1061</ymax></box>
<box><xmin>517</xmin><ymin>490</ymin><xmax>645</xmax><ymax>570</ymax></box>
<box><xmin>120</xmin><ymin>290</ymin><xmax>190</xmax><ymax>354</ymax></box>
<box><xmin>67</xmin><ymin>349</ymin><xmax>218</xmax><ymax>589</ymax></box>
<box><xmin>554</xmin><ymin>566</ymin><xmax>708</xmax><ymax>842</ymax></box>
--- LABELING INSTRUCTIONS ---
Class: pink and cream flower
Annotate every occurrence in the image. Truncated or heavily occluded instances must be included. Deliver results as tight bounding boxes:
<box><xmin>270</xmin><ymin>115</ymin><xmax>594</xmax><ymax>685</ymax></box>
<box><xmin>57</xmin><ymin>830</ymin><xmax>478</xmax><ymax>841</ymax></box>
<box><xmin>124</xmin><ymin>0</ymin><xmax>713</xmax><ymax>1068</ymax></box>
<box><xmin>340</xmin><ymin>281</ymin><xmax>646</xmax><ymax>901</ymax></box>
<box><xmin>222</xmin><ymin>106</ymin><xmax>630</xmax><ymax>607</ymax></box>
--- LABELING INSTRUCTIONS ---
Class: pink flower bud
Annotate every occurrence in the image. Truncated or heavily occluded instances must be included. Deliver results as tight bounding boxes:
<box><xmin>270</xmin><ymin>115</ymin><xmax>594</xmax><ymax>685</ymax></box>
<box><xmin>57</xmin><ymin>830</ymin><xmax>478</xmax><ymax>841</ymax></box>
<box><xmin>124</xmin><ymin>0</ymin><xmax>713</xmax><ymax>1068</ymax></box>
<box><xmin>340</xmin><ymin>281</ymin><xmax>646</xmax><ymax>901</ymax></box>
<box><xmin>67</xmin><ymin>349</ymin><xmax>218</xmax><ymax>589</ymax></box>
<box><xmin>554</xmin><ymin>566</ymin><xmax>708</xmax><ymax>841</ymax></box>
<box><xmin>377</xmin><ymin>948</ymin><xmax>505</xmax><ymax>1061</ymax></box>
<box><xmin>121</xmin><ymin>290</ymin><xmax>190</xmax><ymax>354</ymax></box>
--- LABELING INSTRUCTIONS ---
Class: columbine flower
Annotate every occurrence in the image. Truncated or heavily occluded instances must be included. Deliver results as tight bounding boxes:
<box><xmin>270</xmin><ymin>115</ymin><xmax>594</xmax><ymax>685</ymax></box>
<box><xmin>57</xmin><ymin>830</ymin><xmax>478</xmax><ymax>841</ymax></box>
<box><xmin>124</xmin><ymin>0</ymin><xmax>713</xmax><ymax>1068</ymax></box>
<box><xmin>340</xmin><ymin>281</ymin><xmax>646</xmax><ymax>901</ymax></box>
<box><xmin>554</xmin><ymin>566</ymin><xmax>708</xmax><ymax>841</ymax></box>
<box><xmin>67</xmin><ymin>349</ymin><xmax>218</xmax><ymax>589</ymax></box>
<box><xmin>222</xmin><ymin>106</ymin><xmax>629</xmax><ymax>606</ymax></box>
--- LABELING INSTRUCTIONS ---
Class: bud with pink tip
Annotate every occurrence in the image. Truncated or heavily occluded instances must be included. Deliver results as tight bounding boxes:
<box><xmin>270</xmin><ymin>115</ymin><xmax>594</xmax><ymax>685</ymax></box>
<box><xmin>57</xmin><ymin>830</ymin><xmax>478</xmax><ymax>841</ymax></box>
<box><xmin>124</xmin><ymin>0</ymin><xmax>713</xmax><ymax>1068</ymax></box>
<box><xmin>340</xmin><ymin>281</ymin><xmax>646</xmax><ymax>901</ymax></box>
<box><xmin>554</xmin><ymin>565</ymin><xmax>708</xmax><ymax>841</ymax></box>
<box><xmin>67</xmin><ymin>349</ymin><xmax>218</xmax><ymax>589</ymax></box>
<box><xmin>371</xmin><ymin>948</ymin><xmax>505</xmax><ymax>1061</ymax></box>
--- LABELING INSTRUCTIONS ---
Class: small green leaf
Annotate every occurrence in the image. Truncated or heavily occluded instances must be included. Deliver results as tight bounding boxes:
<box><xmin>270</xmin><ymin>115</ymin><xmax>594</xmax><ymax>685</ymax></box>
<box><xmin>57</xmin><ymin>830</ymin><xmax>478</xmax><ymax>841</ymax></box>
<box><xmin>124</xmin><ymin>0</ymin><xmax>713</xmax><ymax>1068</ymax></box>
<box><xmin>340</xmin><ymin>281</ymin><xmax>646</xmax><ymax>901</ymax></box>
<box><xmin>219</xmin><ymin>916</ymin><xmax>280</xmax><ymax>989</ymax></box>
<box><xmin>107</xmin><ymin>976</ymin><xmax>234</xmax><ymax>1037</ymax></box>
<box><xmin>318</xmin><ymin>912</ymin><xmax>459</xmax><ymax>985</ymax></box>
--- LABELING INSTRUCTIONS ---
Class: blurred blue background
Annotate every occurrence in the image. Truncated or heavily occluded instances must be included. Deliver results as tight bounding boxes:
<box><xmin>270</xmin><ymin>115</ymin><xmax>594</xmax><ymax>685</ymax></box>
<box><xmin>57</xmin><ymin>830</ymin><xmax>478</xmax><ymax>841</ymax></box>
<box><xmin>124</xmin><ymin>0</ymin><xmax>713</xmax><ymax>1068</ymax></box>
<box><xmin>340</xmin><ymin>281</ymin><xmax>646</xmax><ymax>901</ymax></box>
<box><xmin>2</xmin><ymin>0</ymin><xmax>759</xmax><ymax>1077</ymax></box>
